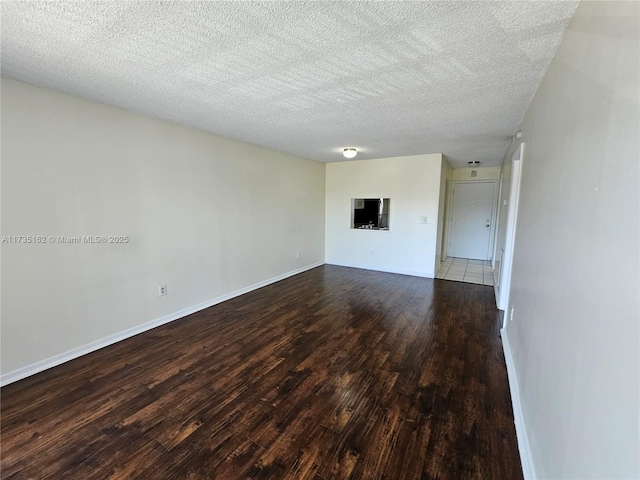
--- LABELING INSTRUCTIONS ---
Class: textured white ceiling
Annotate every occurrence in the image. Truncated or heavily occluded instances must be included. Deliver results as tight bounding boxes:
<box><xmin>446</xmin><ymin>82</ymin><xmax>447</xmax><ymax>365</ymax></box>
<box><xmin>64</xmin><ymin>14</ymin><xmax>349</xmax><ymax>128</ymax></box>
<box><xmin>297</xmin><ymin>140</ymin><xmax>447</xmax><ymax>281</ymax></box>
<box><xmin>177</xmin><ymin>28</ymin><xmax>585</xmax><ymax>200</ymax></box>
<box><xmin>1</xmin><ymin>1</ymin><xmax>578</xmax><ymax>167</ymax></box>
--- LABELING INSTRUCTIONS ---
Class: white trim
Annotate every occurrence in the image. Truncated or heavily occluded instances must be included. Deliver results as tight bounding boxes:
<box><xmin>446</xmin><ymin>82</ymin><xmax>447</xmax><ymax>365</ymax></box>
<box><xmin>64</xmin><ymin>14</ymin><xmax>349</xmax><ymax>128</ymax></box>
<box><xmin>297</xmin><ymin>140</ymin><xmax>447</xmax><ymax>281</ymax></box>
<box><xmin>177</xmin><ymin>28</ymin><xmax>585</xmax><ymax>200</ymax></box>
<box><xmin>325</xmin><ymin>261</ymin><xmax>434</xmax><ymax>279</ymax></box>
<box><xmin>502</xmin><ymin>327</ymin><xmax>537</xmax><ymax>480</ymax></box>
<box><xmin>0</xmin><ymin>262</ymin><xmax>324</xmax><ymax>387</ymax></box>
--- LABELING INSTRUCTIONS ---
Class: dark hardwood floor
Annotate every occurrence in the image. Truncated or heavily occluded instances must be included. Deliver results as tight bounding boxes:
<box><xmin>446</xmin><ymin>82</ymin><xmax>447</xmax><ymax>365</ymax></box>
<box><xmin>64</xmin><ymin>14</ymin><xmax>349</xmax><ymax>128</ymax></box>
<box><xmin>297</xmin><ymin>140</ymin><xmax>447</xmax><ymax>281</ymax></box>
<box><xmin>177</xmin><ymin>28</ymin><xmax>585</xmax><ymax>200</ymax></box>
<box><xmin>1</xmin><ymin>265</ymin><xmax>523</xmax><ymax>479</ymax></box>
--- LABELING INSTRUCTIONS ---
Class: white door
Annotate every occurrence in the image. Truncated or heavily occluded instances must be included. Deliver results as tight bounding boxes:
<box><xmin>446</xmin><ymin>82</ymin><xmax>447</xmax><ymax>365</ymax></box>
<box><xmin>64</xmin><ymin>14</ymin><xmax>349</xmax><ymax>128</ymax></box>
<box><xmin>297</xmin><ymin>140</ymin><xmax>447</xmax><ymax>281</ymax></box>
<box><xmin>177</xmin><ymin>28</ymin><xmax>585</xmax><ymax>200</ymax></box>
<box><xmin>448</xmin><ymin>181</ymin><xmax>496</xmax><ymax>260</ymax></box>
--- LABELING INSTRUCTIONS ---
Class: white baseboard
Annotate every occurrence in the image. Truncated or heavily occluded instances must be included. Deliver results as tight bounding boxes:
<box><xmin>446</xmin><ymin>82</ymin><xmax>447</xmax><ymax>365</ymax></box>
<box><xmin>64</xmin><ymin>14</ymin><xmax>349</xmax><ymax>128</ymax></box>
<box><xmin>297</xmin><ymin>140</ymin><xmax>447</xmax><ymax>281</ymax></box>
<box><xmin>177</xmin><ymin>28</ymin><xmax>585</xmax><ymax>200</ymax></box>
<box><xmin>0</xmin><ymin>262</ymin><xmax>324</xmax><ymax>387</ymax></box>
<box><xmin>501</xmin><ymin>327</ymin><xmax>537</xmax><ymax>480</ymax></box>
<box><xmin>325</xmin><ymin>261</ymin><xmax>434</xmax><ymax>279</ymax></box>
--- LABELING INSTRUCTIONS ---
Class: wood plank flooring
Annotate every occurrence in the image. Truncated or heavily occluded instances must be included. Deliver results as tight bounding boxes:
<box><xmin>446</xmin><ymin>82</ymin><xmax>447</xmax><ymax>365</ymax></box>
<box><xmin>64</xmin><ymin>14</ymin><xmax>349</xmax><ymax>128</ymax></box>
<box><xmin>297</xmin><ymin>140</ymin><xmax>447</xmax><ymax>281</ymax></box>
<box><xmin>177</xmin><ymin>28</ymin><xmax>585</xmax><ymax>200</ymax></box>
<box><xmin>1</xmin><ymin>265</ymin><xmax>523</xmax><ymax>479</ymax></box>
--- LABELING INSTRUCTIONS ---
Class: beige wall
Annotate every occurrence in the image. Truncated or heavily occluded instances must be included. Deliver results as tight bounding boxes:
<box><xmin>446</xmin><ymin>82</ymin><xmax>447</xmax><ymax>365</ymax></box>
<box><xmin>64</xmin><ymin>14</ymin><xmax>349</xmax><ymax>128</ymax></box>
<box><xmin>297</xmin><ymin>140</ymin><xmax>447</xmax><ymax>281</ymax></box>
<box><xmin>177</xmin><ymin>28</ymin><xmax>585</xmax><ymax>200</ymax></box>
<box><xmin>503</xmin><ymin>1</ymin><xmax>639</xmax><ymax>478</ymax></box>
<box><xmin>1</xmin><ymin>79</ymin><xmax>325</xmax><ymax>381</ymax></box>
<box><xmin>325</xmin><ymin>154</ymin><xmax>442</xmax><ymax>277</ymax></box>
<box><xmin>452</xmin><ymin>166</ymin><xmax>500</xmax><ymax>181</ymax></box>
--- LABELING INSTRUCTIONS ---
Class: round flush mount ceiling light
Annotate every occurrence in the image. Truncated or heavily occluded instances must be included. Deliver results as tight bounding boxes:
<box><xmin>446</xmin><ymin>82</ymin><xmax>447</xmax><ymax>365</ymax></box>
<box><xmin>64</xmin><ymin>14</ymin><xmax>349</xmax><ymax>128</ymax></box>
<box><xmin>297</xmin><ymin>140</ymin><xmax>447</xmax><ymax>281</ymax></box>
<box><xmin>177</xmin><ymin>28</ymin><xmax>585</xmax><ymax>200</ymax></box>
<box><xmin>343</xmin><ymin>148</ymin><xmax>357</xmax><ymax>159</ymax></box>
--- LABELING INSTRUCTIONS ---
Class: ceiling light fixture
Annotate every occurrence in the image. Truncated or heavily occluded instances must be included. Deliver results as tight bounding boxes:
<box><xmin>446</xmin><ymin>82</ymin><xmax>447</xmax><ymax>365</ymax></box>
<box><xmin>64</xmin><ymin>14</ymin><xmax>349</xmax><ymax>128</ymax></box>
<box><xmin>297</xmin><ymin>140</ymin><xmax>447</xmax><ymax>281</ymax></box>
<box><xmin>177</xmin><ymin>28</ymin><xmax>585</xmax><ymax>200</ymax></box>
<box><xmin>468</xmin><ymin>160</ymin><xmax>480</xmax><ymax>167</ymax></box>
<box><xmin>343</xmin><ymin>148</ymin><xmax>357</xmax><ymax>159</ymax></box>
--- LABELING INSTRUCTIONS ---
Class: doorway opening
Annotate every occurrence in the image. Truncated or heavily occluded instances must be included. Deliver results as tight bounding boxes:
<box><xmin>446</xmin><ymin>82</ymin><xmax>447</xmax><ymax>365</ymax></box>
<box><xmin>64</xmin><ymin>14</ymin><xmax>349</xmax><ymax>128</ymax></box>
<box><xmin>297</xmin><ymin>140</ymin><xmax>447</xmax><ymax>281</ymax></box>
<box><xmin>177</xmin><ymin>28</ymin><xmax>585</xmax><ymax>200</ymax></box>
<box><xmin>446</xmin><ymin>180</ymin><xmax>498</xmax><ymax>261</ymax></box>
<box><xmin>495</xmin><ymin>144</ymin><xmax>524</xmax><ymax>311</ymax></box>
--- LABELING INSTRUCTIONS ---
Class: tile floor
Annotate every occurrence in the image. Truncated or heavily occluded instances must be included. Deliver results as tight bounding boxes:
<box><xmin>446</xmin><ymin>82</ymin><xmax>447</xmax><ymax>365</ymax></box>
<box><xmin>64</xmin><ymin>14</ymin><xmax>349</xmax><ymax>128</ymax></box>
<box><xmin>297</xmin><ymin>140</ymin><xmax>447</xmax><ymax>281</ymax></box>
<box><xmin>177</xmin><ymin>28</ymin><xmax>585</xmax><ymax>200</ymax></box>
<box><xmin>436</xmin><ymin>257</ymin><xmax>494</xmax><ymax>286</ymax></box>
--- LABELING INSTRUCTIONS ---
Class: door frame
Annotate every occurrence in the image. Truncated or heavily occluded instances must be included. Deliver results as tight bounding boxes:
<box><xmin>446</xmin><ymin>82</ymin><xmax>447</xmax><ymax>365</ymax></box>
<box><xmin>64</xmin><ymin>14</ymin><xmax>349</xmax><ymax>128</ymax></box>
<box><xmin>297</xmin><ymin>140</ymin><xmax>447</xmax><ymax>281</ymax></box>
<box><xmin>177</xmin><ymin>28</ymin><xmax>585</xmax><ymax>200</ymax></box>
<box><xmin>445</xmin><ymin>180</ymin><xmax>499</xmax><ymax>261</ymax></box>
<box><xmin>496</xmin><ymin>143</ymin><xmax>524</xmax><ymax>312</ymax></box>
<box><xmin>492</xmin><ymin>172</ymin><xmax>504</xmax><ymax>270</ymax></box>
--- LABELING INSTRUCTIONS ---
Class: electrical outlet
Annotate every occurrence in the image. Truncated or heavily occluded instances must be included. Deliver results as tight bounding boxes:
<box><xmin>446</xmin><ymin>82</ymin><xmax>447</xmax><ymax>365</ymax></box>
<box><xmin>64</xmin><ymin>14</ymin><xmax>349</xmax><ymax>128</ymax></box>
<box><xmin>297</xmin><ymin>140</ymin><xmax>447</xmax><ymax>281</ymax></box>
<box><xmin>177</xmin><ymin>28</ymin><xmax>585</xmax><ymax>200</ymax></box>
<box><xmin>159</xmin><ymin>285</ymin><xmax>167</xmax><ymax>297</ymax></box>
<box><xmin>420</xmin><ymin>216</ymin><xmax>428</xmax><ymax>224</ymax></box>
<box><xmin>510</xmin><ymin>307</ymin><xmax>514</xmax><ymax>322</ymax></box>
<box><xmin>296</xmin><ymin>251</ymin><xmax>300</xmax><ymax>258</ymax></box>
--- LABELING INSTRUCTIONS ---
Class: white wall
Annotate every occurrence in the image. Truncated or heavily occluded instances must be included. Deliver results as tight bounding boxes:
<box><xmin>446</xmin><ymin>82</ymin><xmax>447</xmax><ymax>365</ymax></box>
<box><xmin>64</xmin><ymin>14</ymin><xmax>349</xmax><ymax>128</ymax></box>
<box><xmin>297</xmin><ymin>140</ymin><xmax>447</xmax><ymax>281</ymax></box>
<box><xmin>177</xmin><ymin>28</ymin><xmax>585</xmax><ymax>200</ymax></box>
<box><xmin>1</xmin><ymin>78</ymin><xmax>325</xmax><ymax>381</ymax></box>
<box><xmin>325</xmin><ymin>154</ymin><xmax>442</xmax><ymax>278</ymax></box>
<box><xmin>503</xmin><ymin>1</ymin><xmax>639</xmax><ymax>478</ymax></box>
